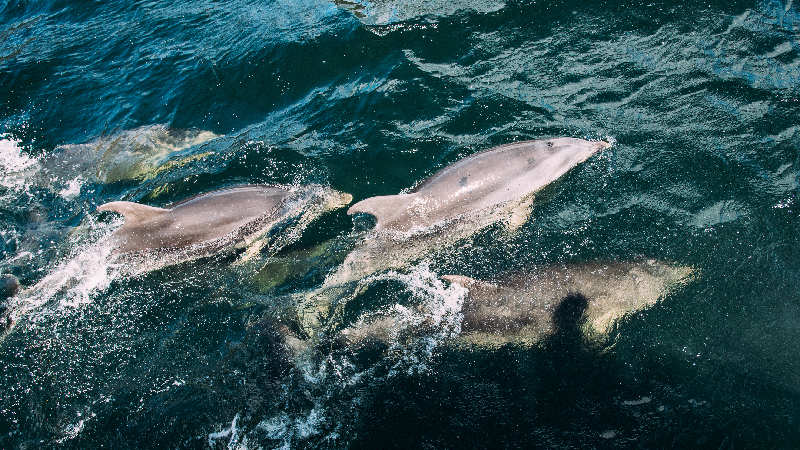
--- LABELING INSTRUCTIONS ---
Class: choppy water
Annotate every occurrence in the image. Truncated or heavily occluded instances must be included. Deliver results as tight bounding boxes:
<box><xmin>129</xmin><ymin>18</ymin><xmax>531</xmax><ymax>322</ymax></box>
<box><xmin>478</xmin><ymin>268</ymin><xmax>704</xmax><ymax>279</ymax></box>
<box><xmin>1</xmin><ymin>0</ymin><xmax>799</xmax><ymax>447</ymax></box>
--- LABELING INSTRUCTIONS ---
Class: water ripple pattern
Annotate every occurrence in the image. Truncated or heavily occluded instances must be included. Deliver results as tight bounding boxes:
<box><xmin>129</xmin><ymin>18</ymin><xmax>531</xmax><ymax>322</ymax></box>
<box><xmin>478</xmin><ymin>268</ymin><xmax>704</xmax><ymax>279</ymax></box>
<box><xmin>0</xmin><ymin>0</ymin><xmax>799</xmax><ymax>447</ymax></box>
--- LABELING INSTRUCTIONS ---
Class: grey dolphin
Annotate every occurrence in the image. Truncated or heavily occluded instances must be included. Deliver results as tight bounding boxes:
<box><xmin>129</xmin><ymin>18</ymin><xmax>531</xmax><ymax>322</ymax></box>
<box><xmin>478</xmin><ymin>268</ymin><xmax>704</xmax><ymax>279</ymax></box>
<box><xmin>98</xmin><ymin>184</ymin><xmax>352</xmax><ymax>274</ymax></box>
<box><xmin>298</xmin><ymin>138</ymin><xmax>610</xmax><ymax>335</ymax></box>
<box><xmin>340</xmin><ymin>260</ymin><xmax>696</xmax><ymax>349</ymax></box>
<box><xmin>338</xmin><ymin>138</ymin><xmax>609</xmax><ymax>283</ymax></box>
<box><xmin>49</xmin><ymin>124</ymin><xmax>219</xmax><ymax>184</ymax></box>
<box><xmin>349</xmin><ymin>137</ymin><xmax>610</xmax><ymax>233</ymax></box>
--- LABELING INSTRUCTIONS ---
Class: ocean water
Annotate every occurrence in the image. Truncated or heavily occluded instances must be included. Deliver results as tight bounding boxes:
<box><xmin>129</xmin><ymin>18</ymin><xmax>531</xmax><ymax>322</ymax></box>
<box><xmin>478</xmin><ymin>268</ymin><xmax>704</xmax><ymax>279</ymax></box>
<box><xmin>0</xmin><ymin>0</ymin><xmax>799</xmax><ymax>448</ymax></box>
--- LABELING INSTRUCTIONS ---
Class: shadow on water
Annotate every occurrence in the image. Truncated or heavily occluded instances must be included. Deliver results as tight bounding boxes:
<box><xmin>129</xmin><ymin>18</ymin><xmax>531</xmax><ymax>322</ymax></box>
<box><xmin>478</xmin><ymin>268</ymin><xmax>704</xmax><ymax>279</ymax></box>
<box><xmin>348</xmin><ymin>292</ymin><xmax>623</xmax><ymax>449</ymax></box>
<box><xmin>349</xmin><ymin>283</ymin><xmax>800</xmax><ymax>449</ymax></box>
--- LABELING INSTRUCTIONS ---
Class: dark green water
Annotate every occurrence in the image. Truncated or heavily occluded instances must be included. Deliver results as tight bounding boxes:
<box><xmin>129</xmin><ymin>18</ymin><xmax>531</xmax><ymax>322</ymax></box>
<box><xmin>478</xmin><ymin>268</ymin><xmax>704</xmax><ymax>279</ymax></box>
<box><xmin>1</xmin><ymin>0</ymin><xmax>799</xmax><ymax>447</ymax></box>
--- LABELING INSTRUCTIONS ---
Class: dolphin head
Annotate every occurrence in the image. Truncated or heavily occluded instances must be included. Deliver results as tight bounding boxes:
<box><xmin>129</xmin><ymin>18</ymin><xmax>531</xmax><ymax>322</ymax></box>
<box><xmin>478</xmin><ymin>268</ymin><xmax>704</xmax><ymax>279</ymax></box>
<box><xmin>506</xmin><ymin>138</ymin><xmax>612</xmax><ymax>192</ymax></box>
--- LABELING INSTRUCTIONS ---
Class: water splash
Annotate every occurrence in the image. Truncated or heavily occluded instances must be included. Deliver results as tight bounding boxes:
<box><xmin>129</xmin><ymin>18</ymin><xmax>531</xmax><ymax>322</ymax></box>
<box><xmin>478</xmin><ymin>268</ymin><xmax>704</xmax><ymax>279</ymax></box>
<box><xmin>350</xmin><ymin>263</ymin><xmax>468</xmax><ymax>375</ymax></box>
<box><xmin>2</xmin><ymin>216</ymin><xmax>123</xmax><ymax>332</ymax></box>
<box><xmin>208</xmin><ymin>414</ymin><xmax>248</xmax><ymax>449</ymax></box>
<box><xmin>0</xmin><ymin>136</ymin><xmax>39</xmax><ymax>197</ymax></box>
<box><xmin>215</xmin><ymin>263</ymin><xmax>467</xmax><ymax>447</ymax></box>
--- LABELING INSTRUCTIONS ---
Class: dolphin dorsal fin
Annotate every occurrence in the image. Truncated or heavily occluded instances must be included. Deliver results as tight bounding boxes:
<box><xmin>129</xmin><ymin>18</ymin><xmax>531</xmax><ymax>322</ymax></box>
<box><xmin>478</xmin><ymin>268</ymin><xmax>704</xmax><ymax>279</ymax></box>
<box><xmin>97</xmin><ymin>201</ymin><xmax>168</xmax><ymax>226</ymax></box>
<box><xmin>347</xmin><ymin>194</ymin><xmax>415</xmax><ymax>230</ymax></box>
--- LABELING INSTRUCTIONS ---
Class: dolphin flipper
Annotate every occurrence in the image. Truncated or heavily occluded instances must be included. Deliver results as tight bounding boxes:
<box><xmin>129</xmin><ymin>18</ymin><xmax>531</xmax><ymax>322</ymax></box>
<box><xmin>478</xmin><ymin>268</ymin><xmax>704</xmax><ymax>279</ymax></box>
<box><xmin>503</xmin><ymin>193</ymin><xmax>535</xmax><ymax>233</ymax></box>
<box><xmin>347</xmin><ymin>194</ymin><xmax>416</xmax><ymax>230</ymax></box>
<box><xmin>97</xmin><ymin>201</ymin><xmax>168</xmax><ymax>226</ymax></box>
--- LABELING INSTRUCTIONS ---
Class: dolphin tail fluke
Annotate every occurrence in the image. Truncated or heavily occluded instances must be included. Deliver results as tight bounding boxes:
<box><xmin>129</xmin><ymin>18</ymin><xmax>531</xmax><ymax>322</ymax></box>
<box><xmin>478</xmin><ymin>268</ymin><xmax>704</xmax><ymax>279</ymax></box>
<box><xmin>347</xmin><ymin>194</ymin><xmax>415</xmax><ymax>229</ymax></box>
<box><xmin>97</xmin><ymin>201</ymin><xmax>168</xmax><ymax>226</ymax></box>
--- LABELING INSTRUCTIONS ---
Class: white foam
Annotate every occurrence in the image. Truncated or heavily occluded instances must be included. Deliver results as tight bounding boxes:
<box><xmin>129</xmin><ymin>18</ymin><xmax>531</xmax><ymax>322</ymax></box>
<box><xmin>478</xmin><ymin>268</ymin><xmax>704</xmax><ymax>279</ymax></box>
<box><xmin>0</xmin><ymin>136</ymin><xmax>40</xmax><ymax>195</ymax></box>
<box><xmin>622</xmin><ymin>396</ymin><xmax>652</xmax><ymax>406</ymax></box>
<box><xmin>4</xmin><ymin>216</ymin><xmax>123</xmax><ymax>328</ymax></box>
<box><xmin>355</xmin><ymin>263</ymin><xmax>467</xmax><ymax>375</ymax></box>
<box><xmin>254</xmin><ymin>405</ymin><xmax>325</xmax><ymax>449</ymax></box>
<box><xmin>208</xmin><ymin>414</ymin><xmax>249</xmax><ymax>449</ymax></box>
<box><xmin>58</xmin><ymin>176</ymin><xmax>84</xmax><ymax>200</ymax></box>
<box><xmin>211</xmin><ymin>265</ymin><xmax>467</xmax><ymax>447</ymax></box>
<box><xmin>774</xmin><ymin>197</ymin><xmax>794</xmax><ymax>209</ymax></box>
<box><xmin>210</xmin><ymin>405</ymin><xmax>326</xmax><ymax>450</ymax></box>
<box><xmin>257</xmin><ymin>414</ymin><xmax>292</xmax><ymax>449</ymax></box>
<box><xmin>57</xmin><ymin>419</ymin><xmax>85</xmax><ymax>443</ymax></box>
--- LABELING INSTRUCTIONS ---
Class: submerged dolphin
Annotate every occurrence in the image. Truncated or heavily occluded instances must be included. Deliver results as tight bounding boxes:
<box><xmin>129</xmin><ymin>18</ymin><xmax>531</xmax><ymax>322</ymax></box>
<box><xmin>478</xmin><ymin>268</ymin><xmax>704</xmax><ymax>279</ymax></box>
<box><xmin>298</xmin><ymin>138</ymin><xmax>610</xmax><ymax>335</ymax></box>
<box><xmin>98</xmin><ymin>184</ymin><xmax>352</xmax><ymax>274</ymax></box>
<box><xmin>48</xmin><ymin>124</ymin><xmax>219</xmax><ymax>184</ymax></box>
<box><xmin>340</xmin><ymin>260</ymin><xmax>696</xmax><ymax>349</ymax></box>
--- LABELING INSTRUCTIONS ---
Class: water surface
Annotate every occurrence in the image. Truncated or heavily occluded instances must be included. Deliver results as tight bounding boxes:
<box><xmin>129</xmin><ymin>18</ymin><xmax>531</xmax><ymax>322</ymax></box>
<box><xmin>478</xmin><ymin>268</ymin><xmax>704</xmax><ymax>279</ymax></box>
<box><xmin>1</xmin><ymin>0</ymin><xmax>799</xmax><ymax>447</ymax></box>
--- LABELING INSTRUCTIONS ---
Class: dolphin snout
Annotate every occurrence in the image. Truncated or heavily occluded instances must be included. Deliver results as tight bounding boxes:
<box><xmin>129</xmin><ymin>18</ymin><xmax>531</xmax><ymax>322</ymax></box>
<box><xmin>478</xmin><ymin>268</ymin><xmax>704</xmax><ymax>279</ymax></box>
<box><xmin>594</xmin><ymin>140</ymin><xmax>612</xmax><ymax>151</ymax></box>
<box><xmin>327</xmin><ymin>191</ymin><xmax>353</xmax><ymax>209</ymax></box>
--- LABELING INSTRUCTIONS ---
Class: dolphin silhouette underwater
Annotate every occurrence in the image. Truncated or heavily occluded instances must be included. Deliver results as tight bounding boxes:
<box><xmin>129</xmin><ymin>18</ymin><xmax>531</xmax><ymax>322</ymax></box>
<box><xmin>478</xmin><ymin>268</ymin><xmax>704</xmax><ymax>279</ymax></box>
<box><xmin>339</xmin><ymin>260</ymin><xmax>696</xmax><ymax>349</ymax></box>
<box><xmin>297</xmin><ymin>137</ymin><xmax>611</xmax><ymax>335</ymax></box>
<box><xmin>98</xmin><ymin>184</ymin><xmax>353</xmax><ymax>274</ymax></box>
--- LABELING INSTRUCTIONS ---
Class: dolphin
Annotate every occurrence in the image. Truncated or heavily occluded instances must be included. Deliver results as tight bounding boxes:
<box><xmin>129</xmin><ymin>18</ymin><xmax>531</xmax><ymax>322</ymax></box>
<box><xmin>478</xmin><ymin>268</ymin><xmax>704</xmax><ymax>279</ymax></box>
<box><xmin>47</xmin><ymin>124</ymin><xmax>219</xmax><ymax>184</ymax></box>
<box><xmin>339</xmin><ymin>260</ymin><xmax>696</xmax><ymax>349</ymax></box>
<box><xmin>98</xmin><ymin>184</ymin><xmax>353</xmax><ymax>274</ymax></box>
<box><xmin>298</xmin><ymin>138</ymin><xmax>611</xmax><ymax>335</ymax></box>
<box><xmin>337</xmin><ymin>137</ymin><xmax>609</xmax><ymax>283</ymax></box>
<box><xmin>1</xmin><ymin>184</ymin><xmax>353</xmax><ymax>336</ymax></box>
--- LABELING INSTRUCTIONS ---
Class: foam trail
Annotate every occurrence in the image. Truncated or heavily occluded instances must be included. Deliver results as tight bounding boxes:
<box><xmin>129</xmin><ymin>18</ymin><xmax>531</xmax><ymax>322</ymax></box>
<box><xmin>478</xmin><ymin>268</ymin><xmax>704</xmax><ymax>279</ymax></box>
<box><xmin>2</xmin><ymin>217</ymin><xmax>123</xmax><ymax>335</ymax></box>
<box><xmin>207</xmin><ymin>414</ymin><xmax>248</xmax><ymax>449</ymax></box>
<box><xmin>254</xmin><ymin>407</ymin><xmax>325</xmax><ymax>449</ymax></box>
<box><xmin>215</xmin><ymin>263</ymin><xmax>467</xmax><ymax>446</ymax></box>
<box><xmin>354</xmin><ymin>263</ymin><xmax>467</xmax><ymax>375</ymax></box>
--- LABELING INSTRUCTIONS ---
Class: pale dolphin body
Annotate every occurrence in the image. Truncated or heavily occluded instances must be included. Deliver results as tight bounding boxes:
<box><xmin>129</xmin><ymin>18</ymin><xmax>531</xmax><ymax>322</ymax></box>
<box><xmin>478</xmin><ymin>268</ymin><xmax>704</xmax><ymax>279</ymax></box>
<box><xmin>47</xmin><ymin>124</ymin><xmax>219</xmax><ymax>184</ymax></box>
<box><xmin>98</xmin><ymin>184</ymin><xmax>353</xmax><ymax>275</ymax></box>
<box><xmin>298</xmin><ymin>138</ymin><xmax>610</xmax><ymax>335</ymax></box>
<box><xmin>339</xmin><ymin>260</ymin><xmax>696</xmax><ymax>349</ymax></box>
<box><xmin>336</xmin><ymin>137</ymin><xmax>609</xmax><ymax>285</ymax></box>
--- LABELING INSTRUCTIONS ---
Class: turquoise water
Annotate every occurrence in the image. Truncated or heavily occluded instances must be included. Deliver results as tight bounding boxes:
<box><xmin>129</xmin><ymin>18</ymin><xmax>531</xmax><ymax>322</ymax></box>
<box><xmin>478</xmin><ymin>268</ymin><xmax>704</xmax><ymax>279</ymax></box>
<box><xmin>1</xmin><ymin>0</ymin><xmax>799</xmax><ymax>447</ymax></box>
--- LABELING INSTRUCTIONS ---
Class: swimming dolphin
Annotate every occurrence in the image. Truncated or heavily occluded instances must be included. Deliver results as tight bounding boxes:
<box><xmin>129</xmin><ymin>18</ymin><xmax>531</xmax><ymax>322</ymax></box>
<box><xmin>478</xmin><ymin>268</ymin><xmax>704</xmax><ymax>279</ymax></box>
<box><xmin>339</xmin><ymin>260</ymin><xmax>695</xmax><ymax>349</ymax></box>
<box><xmin>298</xmin><ymin>138</ymin><xmax>610</xmax><ymax>335</ymax></box>
<box><xmin>338</xmin><ymin>137</ymin><xmax>609</xmax><ymax>282</ymax></box>
<box><xmin>48</xmin><ymin>124</ymin><xmax>219</xmax><ymax>184</ymax></box>
<box><xmin>98</xmin><ymin>184</ymin><xmax>353</xmax><ymax>274</ymax></box>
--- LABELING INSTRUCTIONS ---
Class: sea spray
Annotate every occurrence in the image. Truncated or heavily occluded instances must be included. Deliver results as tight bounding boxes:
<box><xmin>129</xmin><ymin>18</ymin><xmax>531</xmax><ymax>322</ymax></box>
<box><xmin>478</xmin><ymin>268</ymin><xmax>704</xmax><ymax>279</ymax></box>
<box><xmin>216</xmin><ymin>263</ymin><xmax>468</xmax><ymax>447</ymax></box>
<box><xmin>2</xmin><ymin>215</ymin><xmax>123</xmax><ymax>334</ymax></box>
<box><xmin>0</xmin><ymin>136</ymin><xmax>39</xmax><ymax>198</ymax></box>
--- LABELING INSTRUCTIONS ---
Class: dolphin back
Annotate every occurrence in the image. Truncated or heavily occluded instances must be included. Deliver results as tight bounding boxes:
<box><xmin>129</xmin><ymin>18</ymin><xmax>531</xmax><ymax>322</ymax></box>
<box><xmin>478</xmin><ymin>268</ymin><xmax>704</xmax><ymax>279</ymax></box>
<box><xmin>344</xmin><ymin>138</ymin><xmax>609</xmax><ymax>233</ymax></box>
<box><xmin>97</xmin><ymin>201</ymin><xmax>169</xmax><ymax>227</ymax></box>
